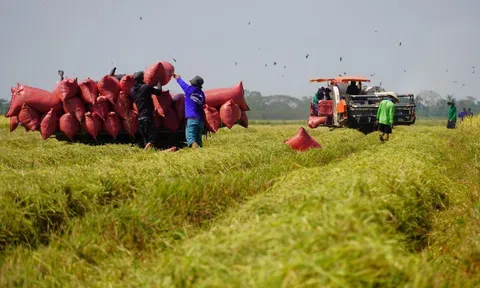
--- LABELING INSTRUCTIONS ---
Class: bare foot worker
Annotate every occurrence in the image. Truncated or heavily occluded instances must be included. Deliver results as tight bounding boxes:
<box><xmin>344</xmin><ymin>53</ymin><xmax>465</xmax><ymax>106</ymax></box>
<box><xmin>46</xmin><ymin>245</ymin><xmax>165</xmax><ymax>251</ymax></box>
<box><xmin>174</xmin><ymin>74</ymin><xmax>206</xmax><ymax>148</ymax></box>
<box><xmin>130</xmin><ymin>71</ymin><xmax>164</xmax><ymax>150</ymax></box>
<box><xmin>376</xmin><ymin>94</ymin><xmax>398</xmax><ymax>142</ymax></box>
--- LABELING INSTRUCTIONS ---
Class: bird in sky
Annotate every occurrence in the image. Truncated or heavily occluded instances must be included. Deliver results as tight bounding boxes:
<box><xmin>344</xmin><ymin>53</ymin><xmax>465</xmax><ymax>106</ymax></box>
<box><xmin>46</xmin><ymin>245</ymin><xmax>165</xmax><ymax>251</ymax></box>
<box><xmin>399</xmin><ymin>41</ymin><xmax>402</xmax><ymax>46</ymax></box>
<box><xmin>370</xmin><ymin>73</ymin><xmax>376</xmax><ymax>77</ymax></box>
<box><xmin>273</xmin><ymin>62</ymin><xmax>277</xmax><ymax>66</ymax></box>
<box><xmin>340</xmin><ymin>57</ymin><xmax>343</xmax><ymax>62</ymax></box>
<box><xmin>235</xmin><ymin>62</ymin><xmax>237</xmax><ymax>66</ymax></box>
<box><xmin>173</xmin><ymin>58</ymin><xmax>176</xmax><ymax>63</ymax></box>
<box><xmin>305</xmin><ymin>54</ymin><xmax>309</xmax><ymax>59</ymax></box>
<box><xmin>140</xmin><ymin>17</ymin><xmax>142</xmax><ymax>20</ymax></box>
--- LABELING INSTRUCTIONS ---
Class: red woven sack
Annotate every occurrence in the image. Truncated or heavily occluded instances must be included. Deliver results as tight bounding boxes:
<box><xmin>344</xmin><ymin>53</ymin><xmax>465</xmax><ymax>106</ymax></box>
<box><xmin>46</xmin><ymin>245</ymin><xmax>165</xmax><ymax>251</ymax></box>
<box><xmin>160</xmin><ymin>61</ymin><xmax>175</xmax><ymax>86</ymax></box>
<box><xmin>53</xmin><ymin>78</ymin><xmax>79</xmax><ymax>102</ymax></box>
<box><xmin>82</xmin><ymin>112</ymin><xmax>102</xmax><ymax>140</ymax></box>
<box><xmin>152</xmin><ymin>91</ymin><xmax>172</xmax><ymax>117</ymax></box>
<box><xmin>123</xmin><ymin>111</ymin><xmax>138</xmax><ymax>137</ymax></box>
<box><xmin>203</xmin><ymin>105</ymin><xmax>221</xmax><ymax>133</ymax></box>
<box><xmin>59</xmin><ymin>113</ymin><xmax>79</xmax><ymax>141</ymax></box>
<box><xmin>219</xmin><ymin>100</ymin><xmax>241</xmax><ymax>129</ymax></box>
<box><xmin>114</xmin><ymin>91</ymin><xmax>132</xmax><ymax>120</ymax></box>
<box><xmin>144</xmin><ymin>62</ymin><xmax>165</xmax><ymax>86</ymax></box>
<box><xmin>172</xmin><ymin>93</ymin><xmax>185</xmax><ymax>122</ymax></box>
<box><xmin>9</xmin><ymin>116</ymin><xmax>19</xmax><ymax>132</ymax></box>
<box><xmin>79</xmin><ymin>78</ymin><xmax>98</xmax><ymax>105</ymax></box>
<box><xmin>103</xmin><ymin>111</ymin><xmax>122</xmax><ymax>139</ymax></box>
<box><xmin>307</xmin><ymin>116</ymin><xmax>327</xmax><ymax>129</ymax></box>
<box><xmin>98</xmin><ymin>75</ymin><xmax>121</xmax><ymax>104</ymax></box>
<box><xmin>205</xmin><ymin>81</ymin><xmax>249</xmax><ymax>111</ymax></box>
<box><xmin>40</xmin><ymin>109</ymin><xmax>58</xmax><ymax>140</ymax></box>
<box><xmin>89</xmin><ymin>96</ymin><xmax>110</xmax><ymax>121</ymax></box>
<box><xmin>18</xmin><ymin>104</ymin><xmax>40</xmax><ymax>131</ymax></box>
<box><xmin>120</xmin><ymin>74</ymin><xmax>134</xmax><ymax>96</ymax></box>
<box><xmin>6</xmin><ymin>84</ymin><xmax>62</xmax><ymax>117</ymax></box>
<box><xmin>63</xmin><ymin>97</ymin><xmax>86</xmax><ymax>122</ymax></box>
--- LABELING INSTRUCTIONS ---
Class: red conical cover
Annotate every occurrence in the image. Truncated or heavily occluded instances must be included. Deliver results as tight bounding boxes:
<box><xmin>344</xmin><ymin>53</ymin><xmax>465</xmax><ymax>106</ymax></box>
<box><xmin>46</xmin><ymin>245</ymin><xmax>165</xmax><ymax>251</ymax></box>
<box><xmin>205</xmin><ymin>81</ymin><xmax>249</xmax><ymax>111</ymax></box>
<box><xmin>307</xmin><ymin>116</ymin><xmax>327</xmax><ymax>129</ymax></box>
<box><xmin>284</xmin><ymin>127</ymin><xmax>322</xmax><ymax>151</ymax></box>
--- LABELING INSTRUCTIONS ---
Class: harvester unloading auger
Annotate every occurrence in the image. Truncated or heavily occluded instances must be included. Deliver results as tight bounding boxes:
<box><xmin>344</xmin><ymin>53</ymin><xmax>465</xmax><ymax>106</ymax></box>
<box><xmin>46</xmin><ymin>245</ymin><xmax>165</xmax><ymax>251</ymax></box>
<box><xmin>308</xmin><ymin>76</ymin><xmax>416</xmax><ymax>133</ymax></box>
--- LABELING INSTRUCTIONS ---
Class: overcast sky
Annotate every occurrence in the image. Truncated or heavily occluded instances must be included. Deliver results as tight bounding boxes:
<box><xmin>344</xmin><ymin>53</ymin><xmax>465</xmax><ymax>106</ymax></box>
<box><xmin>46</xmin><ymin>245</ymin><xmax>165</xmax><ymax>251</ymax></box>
<box><xmin>1</xmin><ymin>0</ymin><xmax>479</xmax><ymax>99</ymax></box>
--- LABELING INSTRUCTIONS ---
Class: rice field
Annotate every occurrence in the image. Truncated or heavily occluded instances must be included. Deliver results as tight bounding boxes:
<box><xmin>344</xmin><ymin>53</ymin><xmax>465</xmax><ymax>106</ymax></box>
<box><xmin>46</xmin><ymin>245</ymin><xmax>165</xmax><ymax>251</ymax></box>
<box><xmin>0</xmin><ymin>116</ymin><xmax>479</xmax><ymax>287</ymax></box>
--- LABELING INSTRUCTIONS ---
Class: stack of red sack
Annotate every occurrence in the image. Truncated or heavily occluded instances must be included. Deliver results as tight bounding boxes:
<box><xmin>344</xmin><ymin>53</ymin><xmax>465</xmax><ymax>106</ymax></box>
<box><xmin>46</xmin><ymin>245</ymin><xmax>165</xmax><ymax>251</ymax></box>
<box><xmin>5</xmin><ymin>61</ymin><xmax>180</xmax><ymax>141</ymax></box>
<box><xmin>5</xmin><ymin>61</ymin><xmax>250</xmax><ymax>141</ymax></box>
<box><xmin>203</xmin><ymin>81</ymin><xmax>249</xmax><ymax>133</ymax></box>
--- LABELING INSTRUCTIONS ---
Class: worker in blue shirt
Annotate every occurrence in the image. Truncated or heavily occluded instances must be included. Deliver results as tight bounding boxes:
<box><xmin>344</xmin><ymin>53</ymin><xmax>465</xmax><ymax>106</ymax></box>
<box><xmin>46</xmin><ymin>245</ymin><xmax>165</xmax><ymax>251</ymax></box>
<box><xmin>174</xmin><ymin>74</ymin><xmax>206</xmax><ymax>148</ymax></box>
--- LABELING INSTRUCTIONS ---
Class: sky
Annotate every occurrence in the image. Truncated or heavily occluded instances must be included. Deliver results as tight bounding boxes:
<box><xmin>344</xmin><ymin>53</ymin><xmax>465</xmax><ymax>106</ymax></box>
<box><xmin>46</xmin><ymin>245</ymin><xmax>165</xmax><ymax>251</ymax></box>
<box><xmin>0</xmin><ymin>0</ymin><xmax>479</xmax><ymax>100</ymax></box>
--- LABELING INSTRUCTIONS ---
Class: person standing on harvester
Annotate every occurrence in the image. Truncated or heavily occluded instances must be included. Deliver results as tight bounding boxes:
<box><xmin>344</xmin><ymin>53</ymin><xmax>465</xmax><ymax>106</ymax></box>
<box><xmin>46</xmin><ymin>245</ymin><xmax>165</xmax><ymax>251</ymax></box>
<box><xmin>376</xmin><ymin>94</ymin><xmax>397</xmax><ymax>142</ymax></box>
<box><xmin>130</xmin><ymin>71</ymin><xmax>163</xmax><ymax>150</ymax></box>
<box><xmin>174</xmin><ymin>74</ymin><xmax>205</xmax><ymax>148</ymax></box>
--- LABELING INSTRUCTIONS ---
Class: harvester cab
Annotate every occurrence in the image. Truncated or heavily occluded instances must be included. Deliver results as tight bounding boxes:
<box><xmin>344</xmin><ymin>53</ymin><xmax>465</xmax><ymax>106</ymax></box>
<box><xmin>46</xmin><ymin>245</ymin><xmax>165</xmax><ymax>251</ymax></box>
<box><xmin>309</xmin><ymin>76</ymin><xmax>371</xmax><ymax>128</ymax></box>
<box><xmin>309</xmin><ymin>76</ymin><xmax>416</xmax><ymax>131</ymax></box>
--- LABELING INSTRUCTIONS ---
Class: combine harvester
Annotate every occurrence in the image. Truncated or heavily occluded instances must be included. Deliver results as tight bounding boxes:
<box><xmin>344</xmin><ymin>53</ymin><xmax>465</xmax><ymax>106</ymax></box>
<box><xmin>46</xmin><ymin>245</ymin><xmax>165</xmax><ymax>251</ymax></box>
<box><xmin>308</xmin><ymin>75</ymin><xmax>416</xmax><ymax>133</ymax></box>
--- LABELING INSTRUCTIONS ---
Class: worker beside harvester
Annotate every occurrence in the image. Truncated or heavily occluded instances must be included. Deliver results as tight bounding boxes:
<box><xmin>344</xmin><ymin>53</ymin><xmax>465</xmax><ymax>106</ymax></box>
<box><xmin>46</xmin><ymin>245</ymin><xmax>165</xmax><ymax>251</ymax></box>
<box><xmin>174</xmin><ymin>74</ymin><xmax>206</xmax><ymax>149</ymax></box>
<box><xmin>447</xmin><ymin>101</ymin><xmax>457</xmax><ymax>129</ymax></box>
<box><xmin>376</xmin><ymin>94</ymin><xmax>398</xmax><ymax>142</ymax></box>
<box><xmin>130</xmin><ymin>71</ymin><xmax>164</xmax><ymax>150</ymax></box>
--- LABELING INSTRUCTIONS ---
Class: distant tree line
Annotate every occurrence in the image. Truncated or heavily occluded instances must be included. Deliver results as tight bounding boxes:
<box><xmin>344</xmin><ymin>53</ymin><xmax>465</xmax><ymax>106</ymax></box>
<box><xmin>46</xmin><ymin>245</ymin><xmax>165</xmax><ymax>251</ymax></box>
<box><xmin>1</xmin><ymin>90</ymin><xmax>478</xmax><ymax>120</ymax></box>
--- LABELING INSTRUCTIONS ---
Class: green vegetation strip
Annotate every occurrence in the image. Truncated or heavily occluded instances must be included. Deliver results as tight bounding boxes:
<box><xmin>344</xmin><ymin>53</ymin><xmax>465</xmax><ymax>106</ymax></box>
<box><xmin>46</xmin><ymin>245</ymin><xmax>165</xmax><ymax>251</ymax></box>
<box><xmin>1</xmin><ymin>118</ymin><xmax>479</xmax><ymax>287</ymax></box>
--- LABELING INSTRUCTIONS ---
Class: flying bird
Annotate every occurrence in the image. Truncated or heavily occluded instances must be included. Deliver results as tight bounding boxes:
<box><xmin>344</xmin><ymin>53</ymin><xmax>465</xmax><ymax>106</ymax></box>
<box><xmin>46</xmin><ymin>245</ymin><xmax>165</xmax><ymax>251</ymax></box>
<box><xmin>404</xmin><ymin>69</ymin><xmax>407</xmax><ymax>72</ymax></box>
<box><xmin>463</xmin><ymin>84</ymin><xmax>466</xmax><ymax>87</ymax></box>
<box><xmin>282</xmin><ymin>75</ymin><xmax>285</xmax><ymax>78</ymax></box>
<box><xmin>374</xmin><ymin>30</ymin><xmax>378</xmax><ymax>33</ymax></box>
<box><xmin>338</xmin><ymin>74</ymin><xmax>342</xmax><ymax>77</ymax></box>
<box><xmin>173</xmin><ymin>58</ymin><xmax>176</xmax><ymax>63</ymax></box>
<box><xmin>140</xmin><ymin>17</ymin><xmax>142</xmax><ymax>20</ymax></box>
<box><xmin>340</xmin><ymin>57</ymin><xmax>343</xmax><ymax>62</ymax></box>
<box><xmin>284</xmin><ymin>65</ymin><xmax>287</xmax><ymax>69</ymax></box>
<box><xmin>273</xmin><ymin>62</ymin><xmax>277</xmax><ymax>66</ymax></box>
<box><xmin>305</xmin><ymin>54</ymin><xmax>309</xmax><ymax>59</ymax></box>
<box><xmin>453</xmin><ymin>80</ymin><xmax>458</xmax><ymax>83</ymax></box>
<box><xmin>370</xmin><ymin>73</ymin><xmax>376</xmax><ymax>77</ymax></box>
<box><xmin>399</xmin><ymin>42</ymin><xmax>402</xmax><ymax>46</ymax></box>
<box><xmin>235</xmin><ymin>62</ymin><xmax>238</xmax><ymax>66</ymax></box>
<box><xmin>379</xmin><ymin>81</ymin><xmax>383</xmax><ymax>86</ymax></box>
<box><xmin>473</xmin><ymin>66</ymin><xmax>476</xmax><ymax>69</ymax></box>
<box><xmin>446</xmin><ymin>69</ymin><xmax>448</xmax><ymax>72</ymax></box>
<box><xmin>343</xmin><ymin>72</ymin><xmax>346</xmax><ymax>75</ymax></box>
<box><xmin>248</xmin><ymin>22</ymin><xmax>251</xmax><ymax>25</ymax></box>
<box><xmin>265</xmin><ymin>64</ymin><xmax>267</xmax><ymax>67</ymax></box>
